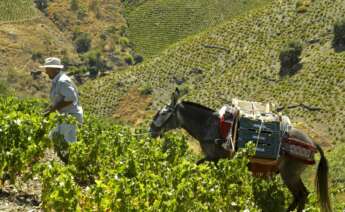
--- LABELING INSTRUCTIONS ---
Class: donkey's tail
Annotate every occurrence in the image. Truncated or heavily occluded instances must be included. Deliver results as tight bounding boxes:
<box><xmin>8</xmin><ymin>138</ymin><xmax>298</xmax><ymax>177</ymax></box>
<box><xmin>315</xmin><ymin>143</ymin><xmax>332</xmax><ymax>212</ymax></box>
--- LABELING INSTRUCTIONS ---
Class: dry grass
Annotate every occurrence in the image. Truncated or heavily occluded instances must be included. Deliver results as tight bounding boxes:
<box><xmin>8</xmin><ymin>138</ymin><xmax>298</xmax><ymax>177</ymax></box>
<box><xmin>0</xmin><ymin>0</ymin><xmax>130</xmax><ymax>98</ymax></box>
<box><xmin>0</xmin><ymin>17</ymin><xmax>78</xmax><ymax>97</ymax></box>
<box><xmin>112</xmin><ymin>87</ymin><xmax>154</xmax><ymax>126</ymax></box>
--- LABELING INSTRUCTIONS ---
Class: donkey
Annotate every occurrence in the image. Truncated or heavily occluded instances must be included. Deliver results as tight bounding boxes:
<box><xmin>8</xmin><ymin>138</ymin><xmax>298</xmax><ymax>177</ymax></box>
<box><xmin>149</xmin><ymin>89</ymin><xmax>331</xmax><ymax>212</ymax></box>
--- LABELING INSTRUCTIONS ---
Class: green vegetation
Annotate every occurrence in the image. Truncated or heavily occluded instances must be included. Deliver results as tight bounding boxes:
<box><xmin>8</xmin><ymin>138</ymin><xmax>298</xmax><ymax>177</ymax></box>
<box><xmin>44</xmin><ymin>0</ymin><xmax>139</xmax><ymax>76</ymax></box>
<box><xmin>279</xmin><ymin>40</ymin><xmax>303</xmax><ymax>76</ymax></box>
<box><xmin>328</xmin><ymin>144</ymin><xmax>345</xmax><ymax>208</ymax></box>
<box><xmin>34</xmin><ymin>0</ymin><xmax>48</xmax><ymax>12</ymax></box>
<box><xmin>73</xmin><ymin>31</ymin><xmax>92</xmax><ymax>53</ymax></box>
<box><xmin>125</xmin><ymin>0</ymin><xmax>272</xmax><ymax>57</ymax></box>
<box><xmin>70</xmin><ymin>0</ymin><xmax>79</xmax><ymax>11</ymax></box>
<box><xmin>295</xmin><ymin>0</ymin><xmax>312</xmax><ymax>13</ymax></box>
<box><xmin>333</xmin><ymin>18</ymin><xmax>345</xmax><ymax>49</ymax></box>
<box><xmin>0</xmin><ymin>80</ymin><xmax>12</xmax><ymax>97</ymax></box>
<box><xmin>0</xmin><ymin>0</ymin><xmax>38</xmax><ymax>22</ymax></box>
<box><xmin>0</xmin><ymin>97</ymin><xmax>51</xmax><ymax>183</ymax></box>
<box><xmin>122</xmin><ymin>0</ymin><xmax>149</xmax><ymax>10</ymax></box>
<box><xmin>4</xmin><ymin>96</ymin><xmax>345</xmax><ymax>210</ymax></box>
<box><xmin>139</xmin><ymin>83</ymin><xmax>153</xmax><ymax>96</ymax></box>
<box><xmin>2</xmin><ymin>0</ymin><xmax>345</xmax><ymax>210</ymax></box>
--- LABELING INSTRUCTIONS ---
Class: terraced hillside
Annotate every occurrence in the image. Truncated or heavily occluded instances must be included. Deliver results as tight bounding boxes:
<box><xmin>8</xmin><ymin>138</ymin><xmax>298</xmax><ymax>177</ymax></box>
<box><xmin>82</xmin><ymin>0</ymin><xmax>345</xmax><ymax>148</ymax></box>
<box><xmin>0</xmin><ymin>0</ymin><xmax>38</xmax><ymax>22</ymax></box>
<box><xmin>125</xmin><ymin>0</ymin><xmax>272</xmax><ymax>57</ymax></box>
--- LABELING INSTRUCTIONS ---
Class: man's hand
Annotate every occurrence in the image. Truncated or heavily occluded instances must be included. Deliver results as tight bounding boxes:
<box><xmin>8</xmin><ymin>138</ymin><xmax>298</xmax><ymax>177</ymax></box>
<box><xmin>42</xmin><ymin>105</ymin><xmax>55</xmax><ymax>117</ymax></box>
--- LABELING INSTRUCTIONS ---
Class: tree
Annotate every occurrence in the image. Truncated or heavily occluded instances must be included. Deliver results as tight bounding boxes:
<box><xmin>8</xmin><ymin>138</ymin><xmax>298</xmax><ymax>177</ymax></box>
<box><xmin>34</xmin><ymin>0</ymin><xmax>48</xmax><ymax>11</ymax></box>
<box><xmin>70</xmin><ymin>0</ymin><xmax>79</xmax><ymax>11</ymax></box>
<box><xmin>81</xmin><ymin>50</ymin><xmax>107</xmax><ymax>77</ymax></box>
<box><xmin>73</xmin><ymin>32</ymin><xmax>91</xmax><ymax>53</ymax></box>
<box><xmin>333</xmin><ymin>19</ymin><xmax>345</xmax><ymax>50</ymax></box>
<box><xmin>279</xmin><ymin>41</ymin><xmax>302</xmax><ymax>68</ymax></box>
<box><xmin>279</xmin><ymin>40</ymin><xmax>303</xmax><ymax>76</ymax></box>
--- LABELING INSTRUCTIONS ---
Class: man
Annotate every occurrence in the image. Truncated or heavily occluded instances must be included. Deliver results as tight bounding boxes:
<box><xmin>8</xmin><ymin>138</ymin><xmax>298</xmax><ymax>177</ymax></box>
<box><xmin>41</xmin><ymin>57</ymin><xmax>83</xmax><ymax>162</ymax></box>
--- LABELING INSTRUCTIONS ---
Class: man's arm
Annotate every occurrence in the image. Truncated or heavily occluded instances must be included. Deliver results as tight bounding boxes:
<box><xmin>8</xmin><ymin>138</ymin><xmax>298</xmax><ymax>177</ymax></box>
<box><xmin>52</xmin><ymin>100</ymin><xmax>73</xmax><ymax>111</ymax></box>
<box><xmin>43</xmin><ymin>80</ymin><xmax>78</xmax><ymax>117</ymax></box>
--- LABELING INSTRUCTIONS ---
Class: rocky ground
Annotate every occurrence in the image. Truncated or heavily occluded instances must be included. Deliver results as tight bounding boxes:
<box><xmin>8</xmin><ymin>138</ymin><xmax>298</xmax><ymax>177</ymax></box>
<box><xmin>0</xmin><ymin>149</ymin><xmax>60</xmax><ymax>211</ymax></box>
<box><xmin>0</xmin><ymin>178</ymin><xmax>41</xmax><ymax>211</ymax></box>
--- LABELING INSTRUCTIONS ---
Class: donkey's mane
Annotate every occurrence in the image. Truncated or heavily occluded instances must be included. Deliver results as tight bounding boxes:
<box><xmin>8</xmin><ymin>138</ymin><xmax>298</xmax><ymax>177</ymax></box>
<box><xmin>181</xmin><ymin>101</ymin><xmax>215</xmax><ymax>113</ymax></box>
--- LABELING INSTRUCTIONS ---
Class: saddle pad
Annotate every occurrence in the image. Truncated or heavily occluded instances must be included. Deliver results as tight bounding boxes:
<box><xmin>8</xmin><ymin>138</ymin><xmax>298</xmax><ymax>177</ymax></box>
<box><xmin>281</xmin><ymin>137</ymin><xmax>317</xmax><ymax>164</ymax></box>
<box><xmin>249</xmin><ymin>157</ymin><xmax>280</xmax><ymax>177</ymax></box>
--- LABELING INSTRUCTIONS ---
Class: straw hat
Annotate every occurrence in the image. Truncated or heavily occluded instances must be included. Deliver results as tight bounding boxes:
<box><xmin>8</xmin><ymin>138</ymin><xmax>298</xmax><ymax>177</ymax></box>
<box><xmin>40</xmin><ymin>57</ymin><xmax>64</xmax><ymax>69</ymax></box>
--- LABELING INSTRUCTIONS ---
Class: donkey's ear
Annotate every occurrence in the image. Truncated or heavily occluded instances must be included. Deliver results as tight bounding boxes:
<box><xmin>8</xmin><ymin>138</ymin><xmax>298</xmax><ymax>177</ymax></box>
<box><xmin>170</xmin><ymin>88</ymin><xmax>180</xmax><ymax>106</ymax></box>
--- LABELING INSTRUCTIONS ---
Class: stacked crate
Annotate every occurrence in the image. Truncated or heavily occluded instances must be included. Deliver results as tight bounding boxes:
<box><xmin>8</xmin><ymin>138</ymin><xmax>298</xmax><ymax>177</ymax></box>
<box><xmin>233</xmin><ymin>99</ymin><xmax>282</xmax><ymax>160</ymax></box>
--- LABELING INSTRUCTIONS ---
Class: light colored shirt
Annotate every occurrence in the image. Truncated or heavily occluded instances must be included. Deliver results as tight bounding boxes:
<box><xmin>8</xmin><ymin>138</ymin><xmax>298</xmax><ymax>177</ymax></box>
<box><xmin>50</xmin><ymin>71</ymin><xmax>83</xmax><ymax>123</ymax></box>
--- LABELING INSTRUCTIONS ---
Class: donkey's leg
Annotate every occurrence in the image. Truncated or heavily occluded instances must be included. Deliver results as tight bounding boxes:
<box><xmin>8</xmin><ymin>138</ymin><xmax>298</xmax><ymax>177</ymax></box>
<box><xmin>296</xmin><ymin>179</ymin><xmax>309</xmax><ymax>212</ymax></box>
<box><xmin>285</xmin><ymin>178</ymin><xmax>309</xmax><ymax>212</ymax></box>
<box><xmin>196</xmin><ymin>157</ymin><xmax>208</xmax><ymax>165</ymax></box>
<box><xmin>280</xmin><ymin>171</ymin><xmax>299</xmax><ymax>211</ymax></box>
<box><xmin>280</xmin><ymin>157</ymin><xmax>307</xmax><ymax>212</ymax></box>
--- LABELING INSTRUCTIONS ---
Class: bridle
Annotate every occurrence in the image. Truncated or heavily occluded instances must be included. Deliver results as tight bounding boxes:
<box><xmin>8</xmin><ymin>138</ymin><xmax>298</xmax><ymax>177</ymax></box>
<box><xmin>151</xmin><ymin>105</ymin><xmax>177</xmax><ymax>129</ymax></box>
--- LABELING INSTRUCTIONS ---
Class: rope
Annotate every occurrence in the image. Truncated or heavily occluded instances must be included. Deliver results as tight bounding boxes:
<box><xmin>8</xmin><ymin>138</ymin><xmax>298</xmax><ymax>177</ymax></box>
<box><xmin>255</xmin><ymin>118</ymin><xmax>264</xmax><ymax>149</ymax></box>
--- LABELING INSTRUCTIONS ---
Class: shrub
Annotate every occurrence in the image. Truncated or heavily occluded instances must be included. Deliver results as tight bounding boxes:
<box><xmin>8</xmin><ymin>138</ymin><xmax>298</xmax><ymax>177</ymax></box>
<box><xmin>119</xmin><ymin>37</ymin><xmax>130</xmax><ymax>47</ymax></box>
<box><xmin>279</xmin><ymin>40</ymin><xmax>303</xmax><ymax>69</ymax></box>
<box><xmin>81</xmin><ymin>50</ymin><xmax>107</xmax><ymax>76</ymax></box>
<box><xmin>73</xmin><ymin>32</ymin><xmax>91</xmax><ymax>53</ymax></box>
<box><xmin>34</xmin><ymin>0</ymin><xmax>48</xmax><ymax>11</ymax></box>
<box><xmin>67</xmin><ymin>66</ymin><xmax>88</xmax><ymax>75</ymax></box>
<box><xmin>89</xmin><ymin>0</ymin><xmax>101</xmax><ymax>19</ymax></box>
<box><xmin>333</xmin><ymin>19</ymin><xmax>345</xmax><ymax>49</ymax></box>
<box><xmin>0</xmin><ymin>80</ymin><xmax>11</xmax><ymax>96</ymax></box>
<box><xmin>31</xmin><ymin>51</ymin><xmax>43</xmax><ymax>63</ymax></box>
<box><xmin>296</xmin><ymin>0</ymin><xmax>311</xmax><ymax>13</ymax></box>
<box><xmin>77</xmin><ymin>6</ymin><xmax>87</xmax><ymax>20</ymax></box>
<box><xmin>139</xmin><ymin>83</ymin><xmax>153</xmax><ymax>96</ymax></box>
<box><xmin>124</xmin><ymin>53</ymin><xmax>135</xmax><ymax>65</ymax></box>
<box><xmin>70</xmin><ymin>0</ymin><xmax>79</xmax><ymax>11</ymax></box>
<box><xmin>178</xmin><ymin>83</ymin><xmax>191</xmax><ymax>96</ymax></box>
<box><xmin>133</xmin><ymin>52</ymin><xmax>144</xmax><ymax>64</ymax></box>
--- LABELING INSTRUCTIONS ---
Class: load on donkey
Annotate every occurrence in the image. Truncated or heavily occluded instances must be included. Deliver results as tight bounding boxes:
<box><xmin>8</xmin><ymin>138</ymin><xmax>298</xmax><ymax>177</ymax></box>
<box><xmin>149</xmin><ymin>88</ymin><xmax>331</xmax><ymax>212</ymax></box>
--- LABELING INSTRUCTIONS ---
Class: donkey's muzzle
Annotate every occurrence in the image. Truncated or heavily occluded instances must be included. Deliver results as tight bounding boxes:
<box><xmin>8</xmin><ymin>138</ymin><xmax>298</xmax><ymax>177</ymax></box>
<box><xmin>149</xmin><ymin>125</ymin><xmax>160</xmax><ymax>138</ymax></box>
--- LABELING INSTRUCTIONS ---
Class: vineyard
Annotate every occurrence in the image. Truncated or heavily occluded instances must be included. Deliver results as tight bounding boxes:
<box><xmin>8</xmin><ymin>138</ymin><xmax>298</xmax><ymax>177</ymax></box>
<box><xmin>2</xmin><ymin>96</ymin><xmax>345</xmax><ymax>211</ymax></box>
<box><xmin>82</xmin><ymin>0</ymin><xmax>345</xmax><ymax>146</ymax></box>
<box><xmin>0</xmin><ymin>0</ymin><xmax>38</xmax><ymax>22</ymax></box>
<box><xmin>125</xmin><ymin>0</ymin><xmax>271</xmax><ymax>57</ymax></box>
<box><xmin>2</xmin><ymin>0</ymin><xmax>345</xmax><ymax>210</ymax></box>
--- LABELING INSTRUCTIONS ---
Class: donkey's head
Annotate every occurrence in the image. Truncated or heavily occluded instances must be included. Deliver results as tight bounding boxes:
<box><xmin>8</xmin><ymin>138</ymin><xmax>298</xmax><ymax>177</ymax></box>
<box><xmin>150</xmin><ymin>88</ymin><xmax>181</xmax><ymax>138</ymax></box>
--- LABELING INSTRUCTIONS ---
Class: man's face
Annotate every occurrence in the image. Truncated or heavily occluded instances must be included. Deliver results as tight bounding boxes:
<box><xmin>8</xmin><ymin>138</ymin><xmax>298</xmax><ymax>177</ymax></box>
<box><xmin>44</xmin><ymin>68</ymin><xmax>60</xmax><ymax>80</ymax></box>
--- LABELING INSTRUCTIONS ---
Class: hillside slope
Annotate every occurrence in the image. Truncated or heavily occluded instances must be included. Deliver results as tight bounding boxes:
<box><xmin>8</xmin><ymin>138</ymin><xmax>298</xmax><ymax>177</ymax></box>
<box><xmin>0</xmin><ymin>0</ymin><xmax>134</xmax><ymax>98</ymax></box>
<box><xmin>82</xmin><ymin>0</ymin><xmax>345</xmax><ymax>146</ymax></box>
<box><xmin>125</xmin><ymin>0</ymin><xmax>272</xmax><ymax>57</ymax></box>
<box><xmin>47</xmin><ymin>0</ymin><xmax>136</xmax><ymax>69</ymax></box>
<box><xmin>0</xmin><ymin>1</ymin><xmax>78</xmax><ymax>98</ymax></box>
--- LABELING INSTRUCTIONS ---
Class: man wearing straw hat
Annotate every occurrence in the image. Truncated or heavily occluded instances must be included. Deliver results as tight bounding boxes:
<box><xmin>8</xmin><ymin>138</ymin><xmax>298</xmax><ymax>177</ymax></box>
<box><xmin>41</xmin><ymin>57</ymin><xmax>83</xmax><ymax>162</ymax></box>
